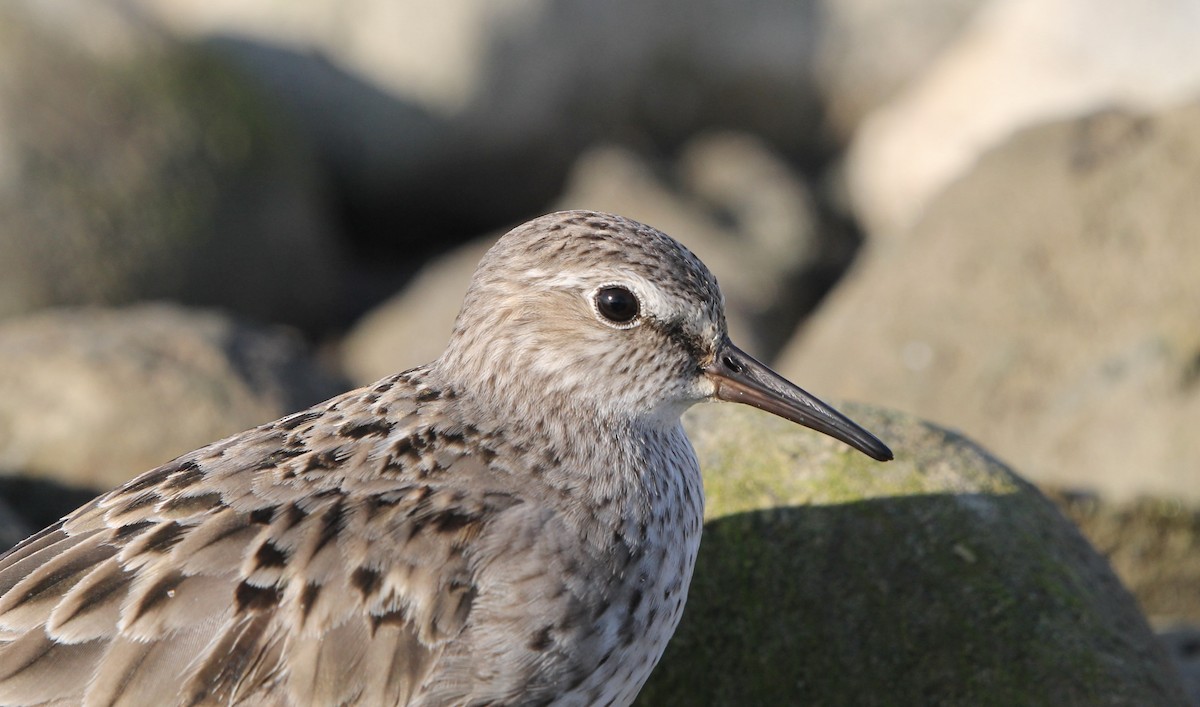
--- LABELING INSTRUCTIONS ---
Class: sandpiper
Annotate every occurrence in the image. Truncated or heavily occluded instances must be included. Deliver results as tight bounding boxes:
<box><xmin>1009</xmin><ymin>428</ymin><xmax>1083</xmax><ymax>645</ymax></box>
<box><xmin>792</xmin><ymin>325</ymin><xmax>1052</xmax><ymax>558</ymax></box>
<box><xmin>0</xmin><ymin>210</ymin><xmax>890</xmax><ymax>706</ymax></box>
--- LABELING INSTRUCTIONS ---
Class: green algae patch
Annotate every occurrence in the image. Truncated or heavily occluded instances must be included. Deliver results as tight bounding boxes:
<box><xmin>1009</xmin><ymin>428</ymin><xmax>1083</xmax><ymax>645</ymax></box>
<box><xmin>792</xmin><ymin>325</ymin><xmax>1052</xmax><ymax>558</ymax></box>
<box><xmin>636</xmin><ymin>404</ymin><xmax>1186</xmax><ymax>706</ymax></box>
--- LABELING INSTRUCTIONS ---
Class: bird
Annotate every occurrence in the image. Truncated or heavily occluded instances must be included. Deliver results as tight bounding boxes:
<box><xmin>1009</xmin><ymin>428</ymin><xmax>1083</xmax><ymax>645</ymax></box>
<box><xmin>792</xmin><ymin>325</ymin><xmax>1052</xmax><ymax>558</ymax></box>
<box><xmin>0</xmin><ymin>210</ymin><xmax>891</xmax><ymax>706</ymax></box>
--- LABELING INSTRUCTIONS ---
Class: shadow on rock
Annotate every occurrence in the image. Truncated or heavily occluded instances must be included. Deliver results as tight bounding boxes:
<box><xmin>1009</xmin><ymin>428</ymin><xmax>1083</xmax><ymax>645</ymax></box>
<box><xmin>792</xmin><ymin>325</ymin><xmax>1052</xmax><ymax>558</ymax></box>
<box><xmin>642</xmin><ymin>493</ymin><xmax>1184</xmax><ymax>705</ymax></box>
<box><xmin>652</xmin><ymin>403</ymin><xmax>1188</xmax><ymax>705</ymax></box>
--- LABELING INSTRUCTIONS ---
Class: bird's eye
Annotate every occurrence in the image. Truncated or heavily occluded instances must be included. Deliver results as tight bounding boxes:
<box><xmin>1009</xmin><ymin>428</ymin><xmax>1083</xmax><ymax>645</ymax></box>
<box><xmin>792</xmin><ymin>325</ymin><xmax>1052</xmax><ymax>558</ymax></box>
<box><xmin>594</xmin><ymin>286</ymin><xmax>641</xmax><ymax>325</ymax></box>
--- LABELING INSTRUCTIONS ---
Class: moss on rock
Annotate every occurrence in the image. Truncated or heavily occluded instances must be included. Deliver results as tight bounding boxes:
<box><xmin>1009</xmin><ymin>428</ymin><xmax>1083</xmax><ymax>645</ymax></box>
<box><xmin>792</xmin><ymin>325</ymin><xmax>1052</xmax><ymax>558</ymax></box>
<box><xmin>636</xmin><ymin>404</ymin><xmax>1186</xmax><ymax>705</ymax></box>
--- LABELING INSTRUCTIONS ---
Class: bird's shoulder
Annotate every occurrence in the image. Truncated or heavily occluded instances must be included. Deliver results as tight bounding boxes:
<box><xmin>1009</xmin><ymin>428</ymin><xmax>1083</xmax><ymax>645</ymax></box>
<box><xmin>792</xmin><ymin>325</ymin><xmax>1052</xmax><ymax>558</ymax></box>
<box><xmin>0</xmin><ymin>366</ymin><xmax>553</xmax><ymax>706</ymax></box>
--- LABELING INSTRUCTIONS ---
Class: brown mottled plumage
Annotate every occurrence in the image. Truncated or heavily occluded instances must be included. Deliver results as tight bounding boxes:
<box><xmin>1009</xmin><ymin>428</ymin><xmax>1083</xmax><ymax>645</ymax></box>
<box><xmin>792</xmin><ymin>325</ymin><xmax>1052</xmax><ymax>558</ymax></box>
<box><xmin>0</xmin><ymin>211</ymin><xmax>890</xmax><ymax>706</ymax></box>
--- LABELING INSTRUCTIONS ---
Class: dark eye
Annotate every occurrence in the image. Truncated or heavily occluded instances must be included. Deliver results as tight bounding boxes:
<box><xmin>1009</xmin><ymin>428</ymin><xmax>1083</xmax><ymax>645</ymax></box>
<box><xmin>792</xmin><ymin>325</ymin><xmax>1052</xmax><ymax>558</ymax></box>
<box><xmin>595</xmin><ymin>286</ymin><xmax>640</xmax><ymax>324</ymax></box>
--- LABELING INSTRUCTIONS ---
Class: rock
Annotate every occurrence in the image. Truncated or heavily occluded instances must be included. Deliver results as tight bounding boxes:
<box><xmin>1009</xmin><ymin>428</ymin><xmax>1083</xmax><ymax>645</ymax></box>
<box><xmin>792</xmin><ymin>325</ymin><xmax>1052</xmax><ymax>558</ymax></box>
<box><xmin>846</xmin><ymin>0</ymin><xmax>1200</xmax><ymax>239</ymax></box>
<box><xmin>1050</xmin><ymin>490</ymin><xmax>1200</xmax><ymax>624</ymax></box>
<box><xmin>1157</xmin><ymin>624</ymin><xmax>1200</xmax><ymax>706</ymax></box>
<box><xmin>0</xmin><ymin>496</ymin><xmax>30</xmax><ymax>553</ymax></box>
<box><xmin>0</xmin><ymin>477</ymin><xmax>98</xmax><ymax>549</ymax></box>
<box><xmin>635</xmin><ymin>403</ymin><xmax>1188</xmax><ymax>704</ymax></box>
<box><xmin>180</xmin><ymin>0</ymin><xmax>826</xmax><ymax>150</ymax></box>
<box><xmin>341</xmin><ymin>238</ymin><xmax>494</xmax><ymax>385</ymax></box>
<box><xmin>341</xmin><ymin>137</ymin><xmax>834</xmax><ymax>384</ymax></box>
<box><xmin>115</xmin><ymin>0</ymin><xmax>841</xmax><ymax>254</ymax></box>
<box><xmin>0</xmin><ymin>2</ymin><xmax>344</xmax><ymax>332</ymax></box>
<box><xmin>813</xmin><ymin>0</ymin><xmax>987</xmax><ymax>137</ymax></box>
<box><xmin>781</xmin><ymin>103</ymin><xmax>1200</xmax><ymax>502</ymax></box>
<box><xmin>0</xmin><ymin>304</ymin><xmax>348</xmax><ymax>491</ymax></box>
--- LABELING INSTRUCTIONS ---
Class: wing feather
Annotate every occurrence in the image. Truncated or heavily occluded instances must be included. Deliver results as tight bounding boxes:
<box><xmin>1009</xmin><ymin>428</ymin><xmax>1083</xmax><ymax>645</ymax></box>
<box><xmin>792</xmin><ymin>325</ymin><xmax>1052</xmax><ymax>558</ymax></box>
<box><xmin>0</xmin><ymin>372</ymin><xmax>521</xmax><ymax>706</ymax></box>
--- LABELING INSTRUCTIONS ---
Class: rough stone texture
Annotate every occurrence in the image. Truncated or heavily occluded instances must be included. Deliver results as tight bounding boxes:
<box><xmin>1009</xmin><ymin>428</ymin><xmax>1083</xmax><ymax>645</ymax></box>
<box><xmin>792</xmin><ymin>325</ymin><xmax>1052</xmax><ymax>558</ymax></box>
<box><xmin>781</xmin><ymin>103</ymin><xmax>1200</xmax><ymax>503</ymax></box>
<box><xmin>341</xmin><ymin>136</ymin><xmax>836</xmax><ymax>384</ymax></box>
<box><xmin>635</xmin><ymin>403</ymin><xmax>1187</xmax><ymax>705</ymax></box>
<box><xmin>0</xmin><ymin>2</ymin><xmax>344</xmax><ymax>332</ymax></box>
<box><xmin>0</xmin><ymin>304</ymin><xmax>348</xmax><ymax>491</ymax></box>
<box><xmin>847</xmin><ymin>0</ymin><xmax>1200</xmax><ymax>239</ymax></box>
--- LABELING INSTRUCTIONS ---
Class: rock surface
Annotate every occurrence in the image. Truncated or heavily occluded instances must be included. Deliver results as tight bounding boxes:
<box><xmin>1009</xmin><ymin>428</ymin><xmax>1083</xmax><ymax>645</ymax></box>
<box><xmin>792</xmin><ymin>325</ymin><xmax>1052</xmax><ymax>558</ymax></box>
<box><xmin>814</xmin><ymin>0</ymin><xmax>986</xmax><ymax>136</ymax></box>
<box><xmin>1051</xmin><ymin>490</ymin><xmax>1200</xmax><ymax>624</ymax></box>
<box><xmin>847</xmin><ymin>0</ymin><xmax>1200</xmax><ymax>238</ymax></box>
<box><xmin>782</xmin><ymin>103</ymin><xmax>1200</xmax><ymax>503</ymax></box>
<box><xmin>0</xmin><ymin>304</ymin><xmax>348</xmax><ymax>490</ymax></box>
<box><xmin>636</xmin><ymin>403</ymin><xmax>1188</xmax><ymax>705</ymax></box>
<box><xmin>0</xmin><ymin>2</ymin><xmax>344</xmax><ymax>331</ymax></box>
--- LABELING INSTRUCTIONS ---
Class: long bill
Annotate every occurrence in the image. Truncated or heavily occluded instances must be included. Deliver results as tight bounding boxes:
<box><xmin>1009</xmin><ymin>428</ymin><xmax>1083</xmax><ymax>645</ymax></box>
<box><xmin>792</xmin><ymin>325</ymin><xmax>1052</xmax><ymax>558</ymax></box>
<box><xmin>704</xmin><ymin>341</ymin><xmax>893</xmax><ymax>462</ymax></box>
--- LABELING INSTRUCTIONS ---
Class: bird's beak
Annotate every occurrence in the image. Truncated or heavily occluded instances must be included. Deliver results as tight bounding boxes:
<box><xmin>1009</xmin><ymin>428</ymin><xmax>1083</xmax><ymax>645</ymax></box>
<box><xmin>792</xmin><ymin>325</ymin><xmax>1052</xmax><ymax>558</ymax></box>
<box><xmin>703</xmin><ymin>340</ymin><xmax>893</xmax><ymax>462</ymax></box>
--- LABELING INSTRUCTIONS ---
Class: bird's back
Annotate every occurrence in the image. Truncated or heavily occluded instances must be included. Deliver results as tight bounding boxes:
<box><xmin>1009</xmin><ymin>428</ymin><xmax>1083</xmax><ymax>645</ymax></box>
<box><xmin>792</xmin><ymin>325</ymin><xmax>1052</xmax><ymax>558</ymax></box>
<box><xmin>0</xmin><ymin>365</ymin><xmax>704</xmax><ymax>706</ymax></box>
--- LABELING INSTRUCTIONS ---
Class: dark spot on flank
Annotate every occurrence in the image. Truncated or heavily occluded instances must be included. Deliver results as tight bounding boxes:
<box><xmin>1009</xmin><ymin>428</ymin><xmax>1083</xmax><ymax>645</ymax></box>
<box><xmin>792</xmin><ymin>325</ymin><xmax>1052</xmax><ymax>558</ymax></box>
<box><xmin>391</xmin><ymin>437</ymin><xmax>414</xmax><ymax>457</ymax></box>
<box><xmin>277</xmin><ymin>410</ymin><xmax>323</xmax><ymax>431</ymax></box>
<box><xmin>370</xmin><ymin>609</ymin><xmax>407</xmax><ymax>631</ymax></box>
<box><xmin>628</xmin><ymin>588</ymin><xmax>643</xmax><ymax>614</ymax></box>
<box><xmin>299</xmin><ymin>582</ymin><xmax>321</xmax><ymax>622</ymax></box>
<box><xmin>416</xmin><ymin>388</ymin><xmax>442</xmax><ymax>402</ymax></box>
<box><xmin>431</xmin><ymin>510</ymin><xmax>478</xmax><ymax>535</ymax></box>
<box><xmin>529</xmin><ymin>625</ymin><xmax>554</xmax><ymax>652</ymax></box>
<box><xmin>255</xmin><ymin>446</ymin><xmax>306</xmax><ymax>470</ymax></box>
<box><xmin>351</xmin><ymin>567</ymin><xmax>382</xmax><ymax>598</ymax></box>
<box><xmin>279</xmin><ymin>503</ymin><xmax>308</xmax><ymax>529</ymax></box>
<box><xmin>373</xmin><ymin>381</ymin><xmax>394</xmax><ymax>393</ymax></box>
<box><xmin>313</xmin><ymin>500</ymin><xmax>345</xmax><ymax>553</ymax></box>
<box><xmin>249</xmin><ymin>507</ymin><xmax>275</xmax><ymax>525</ymax></box>
<box><xmin>235</xmin><ymin>582</ymin><xmax>280</xmax><ymax>612</ymax></box>
<box><xmin>254</xmin><ymin>540</ymin><xmax>289</xmax><ymax>569</ymax></box>
<box><xmin>338</xmin><ymin>419</ymin><xmax>394</xmax><ymax>439</ymax></box>
<box><xmin>302</xmin><ymin>450</ymin><xmax>343</xmax><ymax>473</ymax></box>
<box><xmin>617</xmin><ymin>612</ymin><xmax>637</xmax><ymax>647</ymax></box>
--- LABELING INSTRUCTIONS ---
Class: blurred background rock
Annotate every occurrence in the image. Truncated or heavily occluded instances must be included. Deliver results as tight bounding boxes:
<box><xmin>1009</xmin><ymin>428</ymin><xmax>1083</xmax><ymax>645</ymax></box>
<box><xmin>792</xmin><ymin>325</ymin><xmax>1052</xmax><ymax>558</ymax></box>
<box><xmin>1</xmin><ymin>0</ymin><xmax>1197</xmax><ymax>700</ymax></box>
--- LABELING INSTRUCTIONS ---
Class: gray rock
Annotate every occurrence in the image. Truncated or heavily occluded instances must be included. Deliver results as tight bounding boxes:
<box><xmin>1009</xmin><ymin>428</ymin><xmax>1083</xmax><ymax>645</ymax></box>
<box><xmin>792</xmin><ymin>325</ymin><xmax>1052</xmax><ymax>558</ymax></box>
<box><xmin>782</xmin><ymin>103</ymin><xmax>1200</xmax><ymax>503</ymax></box>
<box><xmin>0</xmin><ymin>303</ymin><xmax>348</xmax><ymax>491</ymax></box>
<box><xmin>636</xmin><ymin>403</ymin><xmax>1188</xmax><ymax>704</ymax></box>
<box><xmin>0</xmin><ymin>2</ymin><xmax>344</xmax><ymax>331</ymax></box>
<box><xmin>846</xmin><ymin>0</ymin><xmax>1200</xmax><ymax>239</ymax></box>
<box><xmin>116</xmin><ymin>0</ymin><xmax>841</xmax><ymax>246</ymax></box>
<box><xmin>813</xmin><ymin>0</ymin><xmax>986</xmax><ymax>137</ymax></box>
<box><xmin>341</xmin><ymin>238</ymin><xmax>494</xmax><ymax>386</ymax></box>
